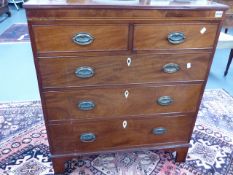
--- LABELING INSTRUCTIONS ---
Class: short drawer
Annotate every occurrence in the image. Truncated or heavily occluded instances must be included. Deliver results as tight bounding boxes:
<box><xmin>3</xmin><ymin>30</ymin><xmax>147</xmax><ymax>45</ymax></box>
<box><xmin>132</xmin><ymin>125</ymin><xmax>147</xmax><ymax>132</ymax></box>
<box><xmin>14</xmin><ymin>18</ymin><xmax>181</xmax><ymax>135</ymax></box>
<box><xmin>39</xmin><ymin>53</ymin><xmax>211</xmax><ymax>88</ymax></box>
<box><xmin>48</xmin><ymin>114</ymin><xmax>195</xmax><ymax>154</ymax></box>
<box><xmin>44</xmin><ymin>84</ymin><xmax>202</xmax><ymax>121</ymax></box>
<box><xmin>33</xmin><ymin>25</ymin><xmax>128</xmax><ymax>53</ymax></box>
<box><xmin>134</xmin><ymin>23</ymin><xmax>218</xmax><ymax>50</ymax></box>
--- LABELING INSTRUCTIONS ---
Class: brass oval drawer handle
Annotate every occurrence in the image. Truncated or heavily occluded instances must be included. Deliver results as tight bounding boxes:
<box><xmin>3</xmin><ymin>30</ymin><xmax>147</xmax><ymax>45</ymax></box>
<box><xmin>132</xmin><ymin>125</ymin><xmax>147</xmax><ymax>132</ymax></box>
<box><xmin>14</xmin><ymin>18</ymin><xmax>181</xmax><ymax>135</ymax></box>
<box><xmin>80</xmin><ymin>133</ymin><xmax>96</xmax><ymax>142</ymax></box>
<box><xmin>73</xmin><ymin>32</ymin><xmax>94</xmax><ymax>46</ymax></box>
<box><xmin>162</xmin><ymin>63</ymin><xmax>180</xmax><ymax>74</ymax></box>
<box><xmin>152</xmin><ymin>127</ymin><xmax>167</xmax><ymax>135</ymax></box>
<box><xmin>78</xmin><ymin>100</ymin><xmax>95</xmax><ymax>111</ymax></box>
<box><xmin>167</xmin><ymin>32</ymin><xmax>185</xmax><ymax>44</ymax></box>
<box><xmin>75</xmin><ymin>66</ymin><xmax>95</xmax><ymax>78</ymax></box>
<box><xmin>157</xmin><ymin>96</ymin><xmax>173</xmax><ymax>106</ymax></box>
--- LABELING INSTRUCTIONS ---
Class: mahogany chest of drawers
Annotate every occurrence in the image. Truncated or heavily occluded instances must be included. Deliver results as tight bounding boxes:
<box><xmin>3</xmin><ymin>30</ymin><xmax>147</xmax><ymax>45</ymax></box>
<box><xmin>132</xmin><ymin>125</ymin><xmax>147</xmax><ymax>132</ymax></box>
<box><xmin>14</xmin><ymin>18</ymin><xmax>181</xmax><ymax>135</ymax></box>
<box><xmin>24</xmin><ymin>0</ymin><xmax>227</xmax><ymax>174</ymax></box>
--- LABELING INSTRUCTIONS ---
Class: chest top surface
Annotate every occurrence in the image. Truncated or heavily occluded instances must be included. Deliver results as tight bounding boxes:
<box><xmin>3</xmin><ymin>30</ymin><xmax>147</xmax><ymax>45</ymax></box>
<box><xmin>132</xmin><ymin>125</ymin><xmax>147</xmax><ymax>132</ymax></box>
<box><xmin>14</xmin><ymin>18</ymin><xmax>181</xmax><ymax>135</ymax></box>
<box><xmin>24</xmin><ymin>0</ymin><xmax>227</xmax><ymax>10</ymax></box>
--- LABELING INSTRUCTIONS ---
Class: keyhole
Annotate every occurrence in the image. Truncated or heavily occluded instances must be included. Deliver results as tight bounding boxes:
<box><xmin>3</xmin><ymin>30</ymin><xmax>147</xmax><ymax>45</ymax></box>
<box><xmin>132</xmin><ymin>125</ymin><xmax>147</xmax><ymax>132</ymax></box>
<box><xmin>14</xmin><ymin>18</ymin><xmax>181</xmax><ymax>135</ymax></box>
<box><xmin>127</xmin><ymin>57</ymin><xmax>132</xmax><ymax>67</ymax></box>
<box><xmin>124</xmin><ymin>90</ymin><xmax>129</xmax><ymax>99</ymax></box>
<box><xmin>123</xmin><ymin>120</ymin><xmax>127</xmax><ymax>129</ymax></box>
<box><xmin>187</xmin><ymin>63</ymin><xmax>191</xmax><ymax>69</ymax></box>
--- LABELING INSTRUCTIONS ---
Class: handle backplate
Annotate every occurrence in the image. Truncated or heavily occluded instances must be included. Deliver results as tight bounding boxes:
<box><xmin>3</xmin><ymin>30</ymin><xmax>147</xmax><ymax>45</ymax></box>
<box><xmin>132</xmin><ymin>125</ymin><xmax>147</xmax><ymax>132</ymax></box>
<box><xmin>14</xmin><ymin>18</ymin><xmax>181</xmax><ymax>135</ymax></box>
<box><xmin>75</xmin><ymin>66</ymin><xmax>95</xmax><ymax>78</ymax></box>
<box><xmin>162</xmin><ymin>63</ymin><xmax>180</xmax><ymax>74</ymax></box>
<box><xmin>78</xmin><ymin>100</ymin><xmax>95</xmax><ymax>111</ymax></box>
<box><xmin>168</xmin><ymin>32</ymin><xmax>185</xmax><ymax>44</ymax></box>
<box><xmin>80</xmin><ymin>133</ymin><xmax>96</xmax><ymax>142</ymax></box>
<box><xmin>157</xmin><ymin>96</ymin><xmax>173</xmax><ymax>106</ymax></box>
<box><xmin>153</xmin><ymin>127</ymin><xmax>167</xmax><ymax>135</ymax></box>
<box><xmin>73</xmin><ymin>32</ymin><xmax>94</xmax><ymax>46</ymax></box>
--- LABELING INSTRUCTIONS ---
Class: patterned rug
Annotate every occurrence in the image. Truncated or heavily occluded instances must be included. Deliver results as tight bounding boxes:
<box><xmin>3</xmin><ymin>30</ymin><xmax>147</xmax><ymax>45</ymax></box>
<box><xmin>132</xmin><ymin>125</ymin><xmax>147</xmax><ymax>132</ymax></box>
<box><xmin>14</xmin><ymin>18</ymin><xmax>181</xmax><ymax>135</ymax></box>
<box><xmin>0</xmin><ymin>89</ymin><xmax>233</xmax><ymax>175</ymax></box>
<box><xmin>0</xmin><ymin>24</ymin><xmax>29</xmax><ymax>43</ymax></box>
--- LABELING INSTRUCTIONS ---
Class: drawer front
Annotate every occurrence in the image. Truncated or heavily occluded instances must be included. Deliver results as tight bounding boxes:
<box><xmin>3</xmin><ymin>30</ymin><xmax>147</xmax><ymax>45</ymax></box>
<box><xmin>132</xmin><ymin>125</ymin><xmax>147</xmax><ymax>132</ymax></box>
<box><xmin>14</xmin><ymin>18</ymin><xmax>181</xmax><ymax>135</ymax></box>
<box><xmin>39</xmin><ymin>53</ymin><xmax>211</xmax><ymax>88</ymax></box>
<box><xmin>44</xmin><ymin>84</ymin><xmax>202</xmax><ymax>121</ymax></box>
<box><xmin>134</xmin><ymin>23</ymin><xmax>218</xmax><ymax>50</ymax></box>
<box><xmin>49</xmin><ymin>114</ymin><xmax>195</xmax><ymax>154</ymax></box>
<box><xmin>33</xmin><ymin>25</ymin><xmax>128</xmax><ymax>53</ymax></box>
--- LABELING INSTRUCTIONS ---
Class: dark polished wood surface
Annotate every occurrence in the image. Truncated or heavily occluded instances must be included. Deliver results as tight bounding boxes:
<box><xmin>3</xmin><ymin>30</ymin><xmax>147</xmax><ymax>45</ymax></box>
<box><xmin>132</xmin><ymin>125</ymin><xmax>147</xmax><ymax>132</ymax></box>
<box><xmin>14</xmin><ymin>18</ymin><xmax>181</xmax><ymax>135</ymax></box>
<box><xmin>39</xmin><ymin>53</ymin><xmax>211</xmax><ymax>89</ymax></box>
<box><xmin>26</xmin><ymin>9</ymin><xmax>222</xmax><ymax>20</ymax></box>
<box><xmin>48</xmin><ymin>114</ymin><xmax>195</xmax><ymax>154</ymax></box>
<box><xmin>24</xmin><ymin>0</ymin><xmax>227</xmax><ymax>173</ymax></box>
<box><xmin>44</xmin><ymin>84</ymin><xmax>202</xmax><ymax>121</ymax></box>
<box><xmin>33</xmin><ymin>25</ymin><xmax>128</xmax><ymax>53</ymax></box>
<box><xmin>33</xmin><ymin>23</ymin><xmax>218</xmax><ymax>53</ymax></box>
<box><xmin>134</xmin><ymin>23</ymin><xmax>218</xmax><ymax>50</ymax></box>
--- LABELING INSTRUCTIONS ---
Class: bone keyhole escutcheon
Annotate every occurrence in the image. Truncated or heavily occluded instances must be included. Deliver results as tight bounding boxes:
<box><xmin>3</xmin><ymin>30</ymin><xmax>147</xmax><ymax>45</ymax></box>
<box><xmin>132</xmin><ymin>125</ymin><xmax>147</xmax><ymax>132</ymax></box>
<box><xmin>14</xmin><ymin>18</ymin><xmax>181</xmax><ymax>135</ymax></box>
<box><xmin>123</xmin><ymin>120</ymin><xmax>128</xmax><ymax>129</ymax></box>
<box><xmin>124</xmin><ymin>90</ymin><xmax>129</xmax><ymax>99</ymax></box>
<box><xmin>187</xmin><ymin>63</ymin><xmax>192</xmax><ymax>69</ymax></box>
<box><xmin>127</xmin><ymin>57</ymin><xmax>132</xmax><ymax>67</ymax></box>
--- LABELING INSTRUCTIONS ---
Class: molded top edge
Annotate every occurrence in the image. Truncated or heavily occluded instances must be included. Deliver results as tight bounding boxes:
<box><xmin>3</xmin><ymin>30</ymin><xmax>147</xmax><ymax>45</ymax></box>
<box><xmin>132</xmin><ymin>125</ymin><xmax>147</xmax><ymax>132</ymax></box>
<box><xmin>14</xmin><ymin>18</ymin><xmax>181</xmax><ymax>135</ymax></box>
<box><xmin>24</xmin><ymin>0</ymin><xmax>228</xmax><ymax>10</ymax></box>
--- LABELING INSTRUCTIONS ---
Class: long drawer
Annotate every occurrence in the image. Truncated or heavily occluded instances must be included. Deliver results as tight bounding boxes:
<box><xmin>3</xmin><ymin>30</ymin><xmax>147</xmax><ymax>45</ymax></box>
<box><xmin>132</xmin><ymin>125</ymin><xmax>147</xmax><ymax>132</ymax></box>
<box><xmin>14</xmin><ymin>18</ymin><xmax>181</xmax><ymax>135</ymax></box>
<box><xmin>44</xmin><ymin>84</ymin><xmax>202</xmax><ymax>121</ymax></box>
<box><xmin>32</xmin><ymin>24</ymin><xmax>129</xmax><ymax>53</ymax></box>
<box><xmin>39</xmin><ymin>53</ymin><xmax>211</xmax><ymax>88</ymax></box>
<box><xmin>134</xmin><ymin>23</ymin><xmax>218</xmax><ymax>50</ymax></box>
<box><xmin>48</xmin><ymin>114</ymin><xmax>195</xmax><ymax>154</ymax></box>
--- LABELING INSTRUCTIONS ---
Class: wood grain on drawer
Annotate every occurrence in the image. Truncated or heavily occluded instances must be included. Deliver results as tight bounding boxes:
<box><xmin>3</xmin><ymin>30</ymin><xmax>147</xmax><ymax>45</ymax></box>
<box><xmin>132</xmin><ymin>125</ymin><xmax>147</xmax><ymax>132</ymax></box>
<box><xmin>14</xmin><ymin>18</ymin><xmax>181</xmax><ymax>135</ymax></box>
<box><xmin>134</xmin><ymin>23</ymin><xmax>218</xmax><ymax>50</ymax></box>
<box><xmin>33</xmin><ymin>25</ymin><xmax>128</xmax><ymax>53</ymax></box>
<box><xmin>44</xmin><ymin>84</ymin><xmax>202</xmax><ymax>121</ymax></box>
<box><xmin>48</xmin><ymin>114</ymin><xmax>195</xmax><ymax>154</ymax></box>
<box><xmin>26</xmin><ymin>9</ymin><xmax>218</xmax><ymax>19</ymax></box>
<box><xmin>39</xmin><ymin>53</ymin><xmax>211</xmax><ymax>88</ymax></box>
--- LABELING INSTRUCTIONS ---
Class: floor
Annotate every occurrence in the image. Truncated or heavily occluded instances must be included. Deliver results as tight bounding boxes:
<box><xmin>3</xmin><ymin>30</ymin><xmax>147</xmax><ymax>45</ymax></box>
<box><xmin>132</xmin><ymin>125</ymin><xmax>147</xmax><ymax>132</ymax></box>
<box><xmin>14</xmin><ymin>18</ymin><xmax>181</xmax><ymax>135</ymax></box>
<box><xmin>0</xmin><ymin>5</ymin><xmax>39</xmax><ymax>102</ymax></box>
<box><xmin>0</xmin><ymin>5</ymin><xmax>233</xmax><ymax>102</ymax></box>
